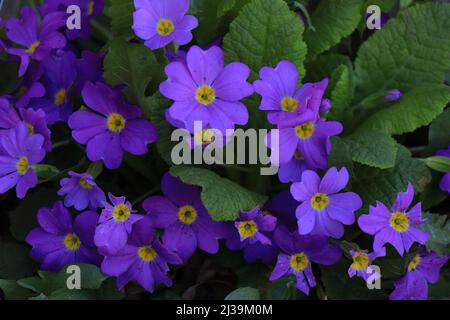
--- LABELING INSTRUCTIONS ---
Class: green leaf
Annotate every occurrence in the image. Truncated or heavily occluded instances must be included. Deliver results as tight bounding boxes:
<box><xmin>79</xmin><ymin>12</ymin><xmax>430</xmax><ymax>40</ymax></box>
<box><xmin>417</xmin><ymin>213</ymin><xmax>450</xmax><ymax>257</ymax></box>
<box><xmin>170</xmin><ymin>166</ymin><xmax>267</xmax><ymax>221</ymax></box>
<box><xmin>356</xmin><ymin>85</ymin><xmax>450</xmax><ymax>135</ymax></box>
<box><xmin>352</xmin><ymin>146</ymin><xmax>431</xmax><ymax>209</ymax></box>
<box><xmin>423</xmin><ymin>156</ymin><xmax>450</xmax><ymax>173</ymax></box>
<box><xmin>0</xmin><ymin>279</ymin><xmax>33</xmax><ymax>300</ymax></box>
<box><xmin>327</xmin><ymin>64</ymin><xmax>355</xmax><ymax>122</ymax></box>
<box><xmin>0</xmin><ymin>242</ymin><xmax>37</xmax><ymax>280</ymax></box>
<box><xmin>327</xmin><ymin>136</ymin><xmax>354</xmax><ymax>178</ymax></box>
<box><xmin>303</xmin><ymin>0</ymin><xmax>364</xmax><ymax>58</ymax></box>
<box><xmin>427</xmin><ymin>108</ymin><xmax>450</xmax><ymax>153</ymax></box>
<box><xmin>265</xmin><ymin>275</ymin><xmax>301</xmax><ymax>300</ymax></box>
<box><xmin>148</xmin><ymin>93</ymin><xmax>178</xmax><ymax>165</ymax></box>
<box><xmin>223</xmin><ymin>0</ymin><xmax>307</xmax><ymax>81</ymax></box>
<box><xmin>105</xmin><ymin>0</ymin><xmax>135</xmax><ymax>40</ymax></box>
<box><xmin>18</xmin><ymin>264</ymin><xmax>108</xmax><ymax>296</ymax></box>
<box><xmin>225</xmin><ymin>287</ymin><xmax>260</xmax><ymax>300</ymax></box>
<box><xmin>341</xmin><ymin>130</ymin><xmax>398</xmax><ymax>169</ymax></box>
<box><xmin>354</xmin><ymin>3</ymin><xmax>450</xmax><ymax>103</ymax></box>
<box><xmin>305</xmin><ymin>53</ymin><xmax>352</xmax><ymax>82</ymax></box>
<box><xmin>33</xmin><ymin>164</ymin><xmax>60</xmax><ymax>180</ymax></box>
<box><xmin>103</xmin><ymin>39</ymin><xmax>166</xmax><ymax>108</ymax></box>
<box><xmin>190</xmin><ymin>0</ymin><xmax>251</xmax><ymax>46</ymax></box>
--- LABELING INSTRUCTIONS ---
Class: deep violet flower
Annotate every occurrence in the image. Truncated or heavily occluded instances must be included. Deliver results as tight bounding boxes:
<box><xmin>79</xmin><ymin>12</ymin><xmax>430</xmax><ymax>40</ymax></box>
<box><xmin>26</xmin><ymin>201</ymin><xmax>101</xmax><ymax>272</ymax></box>
<box><xmin>266</xmin><ymin>118</ymin><xmax>343</xmax><ymax>170</ymax></box>
<box><xmin>143</xmin><ymin>173</ymin><xmax>228</xmax><ymax>260</ymax></box>
<box><xmin>160</xmin><ymin>45</ymin><xmax>254</xmax><ymax>133</ymax></box>
<box><xmin>290</xmin><ymin>167</ymin><xmax>362</xmax><ymax>239</ymax></box>
<box><xmin>101</xmin><ymin>217</ymin><xmax>182</xmax><ymax>293</ymax></box>
<box><xmin>254</xmin><ymin>61</ymin><xmax>328</xmax><ymax>127</ymax></box>
<box><xmin>348</xmin><ymin>247</ymin><xmax>385</xmax><ymax>281</ymax></box>
<box><xmin>0</xmin><ymin>122</ymin><xmax>46</xmax><ymax>198</ymax></box>
<box><xmin>358</xmin><ymin>183</ymin><xmax>430</xmax><ymax>256</ymax></box>
<box><xmin>436</xmin><ymin>145</ymin><xmax>450</xmax><ymax>193</ymax></box>
<box><xmin>270</xmin><ymin>225</ymin><xmax>342</xmax><ymax>295</ymax></box>
<box><xmin>0</xmin><ymin>105</ymin><xmax>52</xmax><ymax>152</ymax></box>
<box><xmin>390</xmin><ymin>251</ymin><xmax>449</xmax><ymax>300</ymax></box>
<box><xmin>5</xmin><ymin>6</ymin><xmax>66</xmax><ymax>76</ymax></box>
<box><xmin>38</xmin><ymin>0</ymin><xmax>104</xmax><ymax>40</ymax></box>
<box><xmin>132</xmin><ymin>0</ymin><xmax>198</xmax><ymax>50</ymax></box>
<box><xmin>94</xmin><ymin>193</ymin><xmax>143</xmax><ymax>254</ymax></box>
<box><xmin>58</xmin><ymin>171</ymin><xmax>106</xmax><ymax>211</ymax></box>
<box><xmin>30</xmin><ymin>50</ymin><xmax>77</xmax><ymax>125</ymax></box>
<box><xmin>68</xmin><ymin>82</ymin><xmax>158</xmax><ymax>170</ymax></box>
<box><xmin>384</xmin><ymin>89</ymin><xmax>402</xmax><ymax>102</ymax></box>
<box><xmin>225</xmin><ymin>207</ymin><xmax>278</xmax><ymax>263</ymax></box>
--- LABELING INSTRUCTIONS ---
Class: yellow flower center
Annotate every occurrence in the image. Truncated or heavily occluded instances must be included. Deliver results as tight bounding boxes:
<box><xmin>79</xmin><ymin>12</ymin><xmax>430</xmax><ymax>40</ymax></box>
<box><xmin>194</xmin><ymin>129</ymin><xmax>216</xmax><ymax>145</ymax></box>
<box><xmin>54</xmin><ymin>88</ymin><xmax>67</xmax><ymax>106</ymax></box>
<box><xmin>295</xmin><ymin>122</ymin><xmax>315</xmax><ymax>140</ymax></box>
<box><xmin>64</xmin><ymin>233</ymin><xmax>81</xmax><ymax>251</ymax></box>
<box><xmin>25</xmin><ymin>41</ymin><xmax>41</xmax><ymax>54</ymax></box>
<box><xmin>281</xmin><ymin>97</ymin><xmax>299</xmax><ymax>112</ymax></box>
<box><xmin>290</xmin><ymin>253</ymin><xmax>309</xmax><ymax>272</ymax></box>
<box><xmin>156</xmin><ymin>19</ymin><xmax>175</xmax><ymax>36</ymax></box>
<box><xmin>87</xmin><ymin>1</ymin><xmax>95</xmax><ymax>15</ymax></box>
<box><xmin>195</xmin><ymin>85</ymin><xmax>216</xmax><ymax>106</ymax></box>
<box><xmin>26</xmin><ymin>123</ymin><xmax>34</xmax><ymax>136</ymax></box>
<box><xmin>237</xmin><ymin>220</ymin><xmax>258</xmax><ymax>238</ymax></box>
<box><xmin>310</xmin><ymin>193</ymin><xmax>329</xmax><ymax>211</ymax></box>
<box><xmin>79</xmin><ymin>178</ymin><xmax>93</xmax><ymax>189</ymax></box>
<box><xmin>137</xmin><ymin>246</ymin><xmax>158</xmax><ymax>262</ymax></box>
<box><xmin>294</xmin><ymin>150</ymin><xmax>304</xmax><ymax>160</ymax></box>
<box><xmin>408</xmin><ymin>254</ymin><xmax>421</xmax><ymax>271</ymax></box>
<box><xmin>389</xmin><ymin>211</ymin><xmax>410</xmax><ymax>232</ymax></box>
<box><xmin>178</xmin><ymin>205</ymin><xmax>198</xmax><ymax>225</ymax></box>
<box><xmin>107</xmin><ymin>113</ymin><xmax>126</xmax><ymax>133</ymax></box>
<box><xmin>351</xmin><ymin>252</ymin><xmax>370</xmax><ymax>271</ymax></box>
<box><xmin>112</xmin><ymin>204</ymin><xmax>130</xmax><ymax>222</ymax></box>
<box><xmin>16</xmin><ymin>156</ymin><xmax>29</xmax><ymax>175</ymax></box>
<box><xmin>15</xmin><ymin>86</ymin><xmax>28</xmax><ymax>99</ymax></box>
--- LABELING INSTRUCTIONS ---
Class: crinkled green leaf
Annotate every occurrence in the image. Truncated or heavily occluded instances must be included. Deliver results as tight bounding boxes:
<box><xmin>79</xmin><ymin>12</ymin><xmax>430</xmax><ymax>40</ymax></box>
<box><xmin>417</xmin><ymin>213</ymin><xmax>450</xmax><ymax>257</ymax></box>
<box><xmin>18</xmin><ymin>264</ymin><xmax>108</xmax><ymax>295</ymax></box>
<box><xmin>341</xmin><ymin>130</ymin><xmax>398</xmax><ymax>169</ymax></box>
<box><xmin>0</xmin><ymin>279</ymin><xmax>33</xmax><ymax>300</ymax></box>
<box><xmin>305</xmin><ymin>53</ymin><xmax>352</xmax><ymax>82</ymax></box>
<box><xmin>103</xmin><ymin>39</ymin><xmax>166</xmax><ymax>108</ymax></box>
<box><xmin>354</xmin><ymin>3</ymin><xmax>450</xmax><ymax>103</ymax></box>
<box><xmin>105</xmin><ymin>0</ymin><xmax>134</xmax><ymax>40</ymax></box>
<box><xmin>356</xmin><ymin>85</ymin><xmax>450</xmax><ymax>135</ymax></box>
<box><xmin>327</xmin><ymin>64</ymin><xmax>355</xmax><ymax>122</ymax></box>
<box><xmin>352</xmin><ymin>146</ymin><xmax>431</xmax><ymax>208</ymax></box>
<box><xmin>223</xmin><ymin>0</ymin><xmax>307</xmax><ymax>81</ymax></box>
<box><xmin>191</xmin><ymin>0</ymin><xmax>251</xmax><ymax>46</ymax></box>
<box><xmin>170</xmin><ymin>166</ymin><xmax>267</xmax><ymax>221</ymax></box>
<box><xmin>225</xmin><ymin>287</ymin><xmax>260</xmax><ymax>300</ymax></box>
<box><xmin>423</xmin><ymin>156</ymin><xmax>450</xmax><ymax>173</ymax></box>
<box><xmin>304</xmin><ymin>0</ymin><xmax>364</xmax><ymax>58</ymax></box>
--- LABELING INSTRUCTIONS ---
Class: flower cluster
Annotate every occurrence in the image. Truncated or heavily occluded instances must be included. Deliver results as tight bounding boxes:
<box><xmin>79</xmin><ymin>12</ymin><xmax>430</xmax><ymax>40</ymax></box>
<box><xmin>0</xmin><ymin>0</ymin><xmax>448</xmax><ymax>301</ymax></box>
